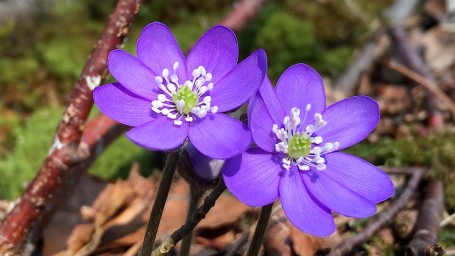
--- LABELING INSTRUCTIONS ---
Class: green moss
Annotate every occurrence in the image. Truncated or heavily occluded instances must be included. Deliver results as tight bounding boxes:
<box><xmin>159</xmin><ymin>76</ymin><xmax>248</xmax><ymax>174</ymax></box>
<box><xmin>0</xmin><ymin>107</ymin><xmax>154</xmax><ymax>199</ymax></box>
<box><xmin>253</xmin><ymin>11</ymin><xmax>318</xmax><ymax>79</ymax></box>
<box><xmin>347</xmin><ymin>130</ymin><xmax>455</xmax><ymax>210</ymax></box>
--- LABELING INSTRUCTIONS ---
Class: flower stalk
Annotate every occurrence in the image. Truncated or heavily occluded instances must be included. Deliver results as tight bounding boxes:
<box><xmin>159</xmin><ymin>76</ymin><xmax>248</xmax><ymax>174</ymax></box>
<box><xmin>246</xmin><ymin>203</ymin><xmax>273</xmax><ymax>256</ymax></box>
<box><xmin>179</xmin><ymin>187</ymin><xmax>204</xmax><ymax>256</ymax></box>
<box><xmin>151</xmin><ymin>178</ymin><xmax>226</xmax><ymax>256</ymax></box>
<box><xmin>139</xmin><ymin>150</ymin><xmax>181</xmax><ymax>256</ymax></box>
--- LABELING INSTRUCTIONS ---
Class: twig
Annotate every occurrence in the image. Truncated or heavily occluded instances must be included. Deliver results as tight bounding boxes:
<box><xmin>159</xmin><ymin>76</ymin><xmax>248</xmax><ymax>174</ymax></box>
<box><xmin>332</xmin><ymin>30</ymin><xmax>387</xmax><ymax>93</ymax></box>
<box><xmin>225</xmin><ymin>231</ymin><xmax>250</xmax><ymax>256</ymax></box>
<box><xmin>179</xmin><ymin>187</ymin><xmax>203</xmax><ymax>256</ymax></box>
<box><xmin>219</xmin><ymin>0</ymin><xmax>266</xmax><ymax>31</ymax></box>
<box><xmin>0</xmin><ymin>0</ymin><xmax>141</xmax><ymax>253</ymax></box>
<box><xmin>246</xmin><ymin>203</ymin><xmax>273</xmax><ymax>256</ymax></box>
<box><xmin>328</xmin><ymin>167</ymin><xmax>427</xmax><ymax>256</ymax></box>
<box><xmin>387</xmin><ymin>21</ymin><xmax>444</xmax><ymax>128</ymax></box>
<box><xmin>382</xmin><ymin>166</ymin><xmax>423</xmax><ymax>176</ymax></box>
<box><xmin>332</xmin><ymin>0</ymin><xmax>420</xmax><ymax>94</ymax></box>
<box><xmin>139</xmin><ymin>151</ymin><xmax>181</xmax><ymax>256</ymax></box>
<box><xmin>387</xmin><ymin>60</ymin><xmax>455</xmax><ymax>118</ymax></box>
<box><xmin>151</xmin><ymin>179</ymin><xmax>226</xmax><ymax>256</ymax></box>
<box><xmin>407</xmin><ymin>180</ymin><xmax>445</xmax><ymax>256</ymax></box>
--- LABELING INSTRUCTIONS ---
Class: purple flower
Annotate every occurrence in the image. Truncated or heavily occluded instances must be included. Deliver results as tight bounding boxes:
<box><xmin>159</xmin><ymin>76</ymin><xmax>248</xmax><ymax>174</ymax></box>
<box><xmin>223</xmin><ymin>64</ymin><xmax>394</xmax><ymax>236</ymax></box>
<box><xmin>93</xmin><ymin>22</ymin><xmax>267</xmax><ymax>159</ymax></box>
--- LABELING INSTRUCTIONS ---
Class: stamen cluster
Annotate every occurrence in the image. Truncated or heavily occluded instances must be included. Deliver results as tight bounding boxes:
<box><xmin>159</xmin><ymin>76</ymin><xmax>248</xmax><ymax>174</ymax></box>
<box><xmin>272</xmin><ymin>105</ymin><xmax>339</xmax><ymax>171</ymax></box>
<box><xmin>151</xmin><ymin>62</ymin><xmax>218</xmax><ymax>125</ymax></box>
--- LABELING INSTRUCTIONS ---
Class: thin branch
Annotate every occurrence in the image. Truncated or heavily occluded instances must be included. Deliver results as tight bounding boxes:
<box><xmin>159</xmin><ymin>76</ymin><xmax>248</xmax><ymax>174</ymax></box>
<box><xmin>332</xmin><ymin>0</ymin><xmax>420</xmax><ymax>93</ymax></box>
<box><xmin>246</xmin><ymin>203</ymin><xmax>273</xmax><ymax>256</ymax></box>
<box><xmin>151</xmin><ymin>179</ymin><xmax>226</xmax><ymax>256</ymax></box>
<box><xmin>387</xmin><ymin>21</ymin><xmax>444</xmax><ymax>128</ymax></box>
<box><xmin>0</xmin><ymin>0</ymin><xmax>141</xmax><ymax>253</ymax></box>
<box><xmin>407</xmin><ymin>180</ymin><xmax>445</xmax><ymax>256</ymax></box>
<box><xmin>328</xmin><ymin>167</ymin><xmax>427</xmax><ymax>256</ymax></box>
<box><xmin>219</xmin><ymin>0</ymin><xmax>266</xmax><ymax>31</ymax></box>
<box><xmin>387</xmin><ymin>60</ymin><xmax>455</xmax><ymax>117</ymax></box>
<box><xmin>139</xmin><ymin>151</ymin><xmax>180</xmax><ymax>256</ymax></box>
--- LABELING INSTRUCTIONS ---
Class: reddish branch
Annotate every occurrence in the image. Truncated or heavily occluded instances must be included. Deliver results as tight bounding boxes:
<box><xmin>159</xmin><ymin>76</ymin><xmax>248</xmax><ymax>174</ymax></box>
<box><xmin>220</xmin><ymin>0</ymin><xmax>265</xmax><ymax>31</ymax></box>
<box><xmin>407</xmin><ymin>180</ymin><xmax>445</xmax><ymax>256</ymax></box>
<box><xmin>0</xmin><ymin>0</ymin><xmax>141</xmax><ymax>253</ymax></box>
<box><xmin>328</xmin><ymin>167</ymin><xmax>427</xmax><ymax>256</ymax></box>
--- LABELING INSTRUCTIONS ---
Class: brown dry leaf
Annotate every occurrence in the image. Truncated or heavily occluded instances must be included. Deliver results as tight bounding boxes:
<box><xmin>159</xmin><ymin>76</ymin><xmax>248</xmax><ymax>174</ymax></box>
<box><xmin>42</xmin><ymin>174</ymin><xmax>107</xmax><ymax>255</ymax></box>
<box><xmin>264</xmin><ymin>206</ymin><xmax>293</xmax><ymax>255</ymax></box>
<box><xmin>67</xmin><ymin>224</ymin><xmax>95</xmax><ymax>253</ymax></box>
<box><xmin>264</xmin><ymin>204</ymin><xmax>341</xmax><ymax>256</ymax></box>
<box><xmin>49</xmin><ymin>164</ymin><xmax>160</xmax><ymax>256</ymax></box>
<box><xmin>92</xmin><ymin>180</ymin><xmax>136</xmax><ymax>227</ymax></box>
<box><xmin>376</xmin><ymin>84</ymin><xmax>410</xmax><ymax>114</ymax></box>
<box><xmin>198</xmin><ymin>194</ymin><xmax>252</xmax><ymax>230</ymax></box>
<box><xmin>196</xmin><ymin>230</ymin><xmax>237</xmax><ymax>251</ymax></box>
<box><xmin>290</xmin><ymin>226</ymin><xmax>340</xmax><ymax>256</ymax></box>
<box><xmin>154</xmin><ymin>177</ymin><xmax>190</xmax><ymax>240</ymax></box>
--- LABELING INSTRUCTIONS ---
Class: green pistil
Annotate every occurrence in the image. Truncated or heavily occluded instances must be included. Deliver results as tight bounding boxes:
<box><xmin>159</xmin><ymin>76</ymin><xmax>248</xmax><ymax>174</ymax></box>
<box><xmin>172</xmin><ymin>85</ymin><xmax>199</xmax><ymax>114</ymax></box>
<box><xmin>287</xmin><ymin>133</ymin><xmax>311</xmax><ymax>160</ymax></box>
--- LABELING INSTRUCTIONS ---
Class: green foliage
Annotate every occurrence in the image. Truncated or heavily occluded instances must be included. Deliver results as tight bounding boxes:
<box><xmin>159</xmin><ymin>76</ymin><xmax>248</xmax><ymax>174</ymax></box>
<box><xmin>347</xmin><ymin>130</ymin><xmax>455</xmax><ymax>210</ymax></box>
<box><xmin>254</xmin><ymin>11</ymin><xmax>318</xmax><ymax>79</ymax></box>
<box><xmin>0</xmin><ymin>108</ymin><xmax>153</xmax><ymax>199</ymax></box>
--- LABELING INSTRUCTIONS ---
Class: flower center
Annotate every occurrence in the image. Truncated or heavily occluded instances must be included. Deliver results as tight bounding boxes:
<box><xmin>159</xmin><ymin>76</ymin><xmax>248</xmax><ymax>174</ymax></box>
<box><xmin>287</xmin><ymin>133</ymin><xmax>311</xmax><ymax>159</ymax></box>
<box><xmin>272</xmin><ymin>105</ymin><xmax>339</xmax><ymax>171</ymax></box>
<box><xmin>172</xmin><ymin>85</ymin><xmax>199</xmax><ymax>114</ymax></box>
<box><xmin>151</xmin><ymin>62</ymin><xmax>218</xmax><ymax>126</ymax></box>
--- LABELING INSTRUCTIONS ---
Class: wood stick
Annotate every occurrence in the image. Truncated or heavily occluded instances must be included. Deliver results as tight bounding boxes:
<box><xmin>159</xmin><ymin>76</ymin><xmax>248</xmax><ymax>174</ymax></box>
<box><xmin>328</xmin><ymin>167</ymin><xmax>427</xmax><ymax>256</ymax></box>
<box><xmin>407</xmin><ymin>180</ymin><xmax>445</xmax><ymax>256</ymax></box>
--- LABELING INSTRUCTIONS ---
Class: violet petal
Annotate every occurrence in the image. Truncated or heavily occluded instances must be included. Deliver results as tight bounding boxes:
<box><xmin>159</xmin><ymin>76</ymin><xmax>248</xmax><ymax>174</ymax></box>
<box><xmin>301</xmin><ymin>169</ymin><xmax>377</xmax><ymax>218</ymax></box>
<box><xmin>250</xmin><ymin>93</ymin><xmax>277</xmax><ymax>153</ymax></box>
<box><xmin>211</xmin><ymin>49</ymin><xmax>267</xmax><ymax>112</ymax></box>
<box><xmin>186</xmin><ymin>25</ymin><xmax>238</xmax><ymax>84</ymax></box>
<box><xmin>188</xmin><ymin>113</ymin><xmax>251</xmax><ymax>159</ymax></box>
<box><xmin>187</xmin><ymin>143</ymin><xmax>224</xmax><ymax>181</ymax></box>
<box><xmin>223</xmin><ymin>148</ymin><xmax>280</xmax><ymax>206</ymax></box>
<box><xmin>258</xmin><ymin>77</ymin><xmax>286</xmax><ymax>124</ymax></box>
<box><xmin>316</xmin><ymin>96</ymin><xmax>380</xmax><ymax>151</ymax></box>
<box><xmin>275</xmin><ymin>64</ymin><xmax>325</xmax><ymax>126</ymax></box>
<box><xmin>108</xmin><ymin>49</ymin><xmax>158</xmax><ymax>101</ymax></box>
<box><xmin>93</xmin><ymin>83</ymin><xmax>153</xmax><ymax>126</ymax></box>
<box><xmin>137</xmin><ymin>22</ymin><xmax>187</xmax><ymax>80</ymax></box>
<box><xmin>279</xmin><ymin>166</ymin><xmax>335</xmax><ymax>236</ymax></box>
<box><xmin>323</xmin><ymin>152</ymin><xmax>395</xmax><ymax>203</ymax></box>
<box><xmin>126</xmin><ymin>116</ymin><xmax>188</xmax><ymax>151</ymax></box>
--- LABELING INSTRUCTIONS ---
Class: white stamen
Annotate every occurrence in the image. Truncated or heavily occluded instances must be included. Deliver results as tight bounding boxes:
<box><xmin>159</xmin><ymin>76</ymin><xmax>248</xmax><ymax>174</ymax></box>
<box><xmin>152</xmin><ymin>62</ymin><xmax>218</xmax><ymax>126</ymax></box>
<box><xmin>272</xmin><ymin>106</ymin><xmax>340</xmax><ymax>172</ymax></box>
<box><xmin>155</xmin><ymin>76</ymin><xmax>163</xmax><ymax>84</ymax></box>
<box><xmin>158</xmin><ymin>94</ymin><xmax>167</xmax><ymax>102</ymax></box>
<box><xmin>162</xmin><ymin>68</ymin><xmax>169</xmax><ymax>78</ymax></box>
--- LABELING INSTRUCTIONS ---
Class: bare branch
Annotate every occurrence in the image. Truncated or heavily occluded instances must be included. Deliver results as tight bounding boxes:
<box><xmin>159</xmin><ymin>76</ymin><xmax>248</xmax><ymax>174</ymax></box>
<box><xmin>328</xmin><ymin>167</ymin><xmax>427</xmax><ymax>256</ymax></box>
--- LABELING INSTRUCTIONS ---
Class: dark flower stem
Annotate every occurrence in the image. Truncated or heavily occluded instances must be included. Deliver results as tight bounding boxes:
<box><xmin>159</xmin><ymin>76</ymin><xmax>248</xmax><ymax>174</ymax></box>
<box><xmin>246</xmin><ymin>203</ymin><xmax>274</xmax><ymax>256</ymax></box>
<box><xmin>179</xmin><ymin>187</ymin><xmax>204</xmax><ymax>256</ymax></box>
<box><xmin>139</xmin><ymin>150</ymin><xmax>181</xmax><ymax>256</ymax></box>
<box><xmin>151</xmin><ymin>178</ymin><xmax>226</xmax><ymax>256</ymax></box>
